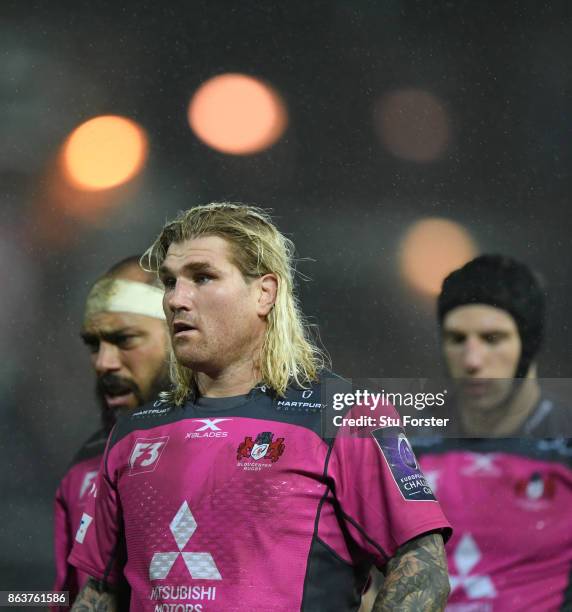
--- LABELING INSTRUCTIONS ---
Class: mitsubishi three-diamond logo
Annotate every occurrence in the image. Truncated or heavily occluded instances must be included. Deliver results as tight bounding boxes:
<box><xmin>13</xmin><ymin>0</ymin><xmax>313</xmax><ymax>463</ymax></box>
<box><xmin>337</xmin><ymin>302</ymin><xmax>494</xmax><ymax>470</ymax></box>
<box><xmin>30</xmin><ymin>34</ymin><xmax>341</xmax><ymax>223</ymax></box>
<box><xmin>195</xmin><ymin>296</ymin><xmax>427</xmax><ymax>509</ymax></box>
<box><xmin>450</xmin><ymin>533</ymin><xmax>496</xmax><ymax>599</ymax></box>
<box><xmin>149</xmin><ymin>501</ymin><xmax>222</xmax><ymax>581</ymax></box>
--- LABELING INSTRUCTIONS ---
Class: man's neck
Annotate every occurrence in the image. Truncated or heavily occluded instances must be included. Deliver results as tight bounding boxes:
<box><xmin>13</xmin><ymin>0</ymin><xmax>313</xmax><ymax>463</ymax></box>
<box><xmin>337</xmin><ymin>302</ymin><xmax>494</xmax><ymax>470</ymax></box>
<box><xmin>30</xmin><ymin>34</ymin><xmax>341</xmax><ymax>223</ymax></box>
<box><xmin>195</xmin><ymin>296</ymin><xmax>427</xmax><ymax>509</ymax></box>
<box><xmin>196</xmin><ymin>358</ymin><xmax>261</xmax><ymax>398</ymax></box>
<box><xmin>460</xmin><ymin>378</ymin><xmax>541</xmax><ymax>436</ymax></box>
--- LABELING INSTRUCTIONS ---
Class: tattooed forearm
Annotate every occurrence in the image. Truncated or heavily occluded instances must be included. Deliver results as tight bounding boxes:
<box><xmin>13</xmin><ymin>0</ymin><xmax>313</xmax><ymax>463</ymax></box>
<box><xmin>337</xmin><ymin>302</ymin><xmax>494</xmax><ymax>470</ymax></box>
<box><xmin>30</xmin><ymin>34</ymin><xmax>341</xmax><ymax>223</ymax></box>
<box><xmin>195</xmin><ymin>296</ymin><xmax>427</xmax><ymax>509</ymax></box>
<box><xmin>372</xmin><ymin>532</ymin><xmax>450</xmax><ymax>612</ymax></box>
<box><xmin>71</xmin><ymin>578</ymin><xmax>118</xmax><ymax>612</ymax></box>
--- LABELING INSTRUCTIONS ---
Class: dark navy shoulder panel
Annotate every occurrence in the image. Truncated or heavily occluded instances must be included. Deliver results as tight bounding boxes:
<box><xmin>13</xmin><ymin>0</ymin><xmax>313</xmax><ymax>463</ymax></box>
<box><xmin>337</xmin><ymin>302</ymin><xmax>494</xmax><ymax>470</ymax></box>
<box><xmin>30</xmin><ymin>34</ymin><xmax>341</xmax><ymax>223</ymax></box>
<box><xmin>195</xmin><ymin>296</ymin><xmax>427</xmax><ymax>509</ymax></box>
<box><xmin>70</xmin><ymin>428</ymin><xmax>108</xmax><ymax>466</ymax></box>
<box><xmin>226</xmin><ymin>371</ymin><xmax>352</xmax><ymax>439</ymax></box>
<box><xmin>109</xmin><ymin>372</ymin><xmax>353</xmax><ymax>449</ymax></box>
<box><xmin>109</xmin><ymin>399</ymin><xmax>186</xmax><ymax>448</ymax></box>
<box><xmin>413</xmin><ymin>436</ymin><xmax>572</xmax><ymax>466</ymax></box>
<box><xmin>524</xmin><ymin>397</ymin><xmax>572</xmax><ymax>438</ymax></box>
<box><xmin>412</xmin><ymin>395</ymin><xmax>572</xmax><ymax>466</ymax></box>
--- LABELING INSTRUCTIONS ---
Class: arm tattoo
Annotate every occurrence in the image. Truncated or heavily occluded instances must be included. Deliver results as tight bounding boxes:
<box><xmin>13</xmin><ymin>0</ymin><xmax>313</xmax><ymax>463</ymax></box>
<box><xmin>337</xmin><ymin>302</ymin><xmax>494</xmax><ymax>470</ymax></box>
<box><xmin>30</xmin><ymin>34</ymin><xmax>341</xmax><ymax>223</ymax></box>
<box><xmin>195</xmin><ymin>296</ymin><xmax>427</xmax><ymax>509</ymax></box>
<box><xmin>372</xmin><ymin>532</ymin><xmax>450</xmax><ymax>612</ymax></box>
<box><xmin>71</xmin><ymin>578</ymin><xmax>118</xmax><ymax>612</ymax></box>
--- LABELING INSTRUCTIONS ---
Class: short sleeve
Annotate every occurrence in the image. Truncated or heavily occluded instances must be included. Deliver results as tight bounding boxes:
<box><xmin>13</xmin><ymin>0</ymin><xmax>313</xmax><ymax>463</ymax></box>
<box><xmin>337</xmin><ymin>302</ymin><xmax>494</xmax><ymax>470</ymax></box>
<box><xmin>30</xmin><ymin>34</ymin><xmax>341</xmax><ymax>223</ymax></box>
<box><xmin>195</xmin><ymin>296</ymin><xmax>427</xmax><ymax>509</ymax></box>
<box><xmin>68</xmin><ymin>448</ymin><xmax>124</xmax><ymax>584</ymax></box>
<box><xmin>52</xmin><ymin>481</ymin><xmax>79</xmax><ymax>609</ymax></box>
<box><xmin>327</xmin><ymin>403</ymin><xmax>451</xmax><ymax>568</ymax></box>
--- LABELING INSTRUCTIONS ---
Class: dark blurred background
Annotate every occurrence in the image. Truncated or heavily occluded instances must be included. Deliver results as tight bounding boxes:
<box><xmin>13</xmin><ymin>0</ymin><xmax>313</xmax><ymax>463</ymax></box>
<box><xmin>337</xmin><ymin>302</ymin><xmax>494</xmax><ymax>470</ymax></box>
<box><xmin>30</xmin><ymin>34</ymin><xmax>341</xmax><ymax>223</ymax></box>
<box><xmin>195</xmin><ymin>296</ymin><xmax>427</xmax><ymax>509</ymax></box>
<box><xmin>1</xmin><ymin>0</ymin><xmax>571</xmax><ymax>589</ymax></box>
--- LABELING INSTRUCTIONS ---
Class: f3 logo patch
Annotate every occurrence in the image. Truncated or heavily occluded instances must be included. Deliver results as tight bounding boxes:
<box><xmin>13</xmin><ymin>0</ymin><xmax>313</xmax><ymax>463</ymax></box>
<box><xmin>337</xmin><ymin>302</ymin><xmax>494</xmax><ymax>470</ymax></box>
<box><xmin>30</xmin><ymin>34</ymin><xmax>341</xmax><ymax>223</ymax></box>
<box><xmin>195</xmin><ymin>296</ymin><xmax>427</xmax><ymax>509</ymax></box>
<box><xmin>129</xmin><ymin>436</ymin><xmax>169</xmax><ymax>475</ymax></box>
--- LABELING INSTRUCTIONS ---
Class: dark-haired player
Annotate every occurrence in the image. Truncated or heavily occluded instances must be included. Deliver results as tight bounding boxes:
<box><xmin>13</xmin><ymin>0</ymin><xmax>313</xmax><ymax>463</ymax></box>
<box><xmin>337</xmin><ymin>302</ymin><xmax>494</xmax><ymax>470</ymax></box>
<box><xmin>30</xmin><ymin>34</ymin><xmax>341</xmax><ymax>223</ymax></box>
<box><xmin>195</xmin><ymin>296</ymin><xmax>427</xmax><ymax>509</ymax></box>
<box><xmin>416</xmin><ymin>254</ymin><xmax>572</xmax><ymax>611</ymax></box>
<box><xmin>53</xmin><ymin>257</ymin><xmax>170</xmax><ymax>607</ymax></box>
<box><xmin>70</xmin><ymin>203</ymin><xmax>451</xmax><ymax>611</ymax></box>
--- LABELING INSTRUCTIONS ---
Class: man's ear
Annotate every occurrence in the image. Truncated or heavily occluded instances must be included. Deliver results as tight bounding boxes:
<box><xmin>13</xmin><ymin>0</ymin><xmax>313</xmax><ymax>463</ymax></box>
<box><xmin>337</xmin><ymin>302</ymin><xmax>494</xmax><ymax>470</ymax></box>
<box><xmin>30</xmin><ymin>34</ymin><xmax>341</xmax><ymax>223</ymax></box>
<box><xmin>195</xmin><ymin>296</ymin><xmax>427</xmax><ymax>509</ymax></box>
<box><xmin>256</xmin><ymin>274</ymin><xmax>278</xmax><ymax>316</ymax></box>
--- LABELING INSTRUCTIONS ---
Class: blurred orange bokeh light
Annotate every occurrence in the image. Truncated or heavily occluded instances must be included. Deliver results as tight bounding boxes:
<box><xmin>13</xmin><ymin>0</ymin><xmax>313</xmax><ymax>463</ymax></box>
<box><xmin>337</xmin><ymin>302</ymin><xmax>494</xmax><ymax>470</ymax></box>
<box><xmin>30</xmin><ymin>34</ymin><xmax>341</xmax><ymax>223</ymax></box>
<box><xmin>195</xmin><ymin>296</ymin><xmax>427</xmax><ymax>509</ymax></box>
<box><xmin>399</xmin><ymin>218</ymin><xmax>478</xmax><ymax>296</ymax></box>
<box><xmin>188</xmin><ymin>73</ymin><xmax>287</xmax><ymax>155</ymax></box>
<box><xmin>62</xmin><ymin>115</ymin><xmax>148</xmax><ymax>190</ymax></box>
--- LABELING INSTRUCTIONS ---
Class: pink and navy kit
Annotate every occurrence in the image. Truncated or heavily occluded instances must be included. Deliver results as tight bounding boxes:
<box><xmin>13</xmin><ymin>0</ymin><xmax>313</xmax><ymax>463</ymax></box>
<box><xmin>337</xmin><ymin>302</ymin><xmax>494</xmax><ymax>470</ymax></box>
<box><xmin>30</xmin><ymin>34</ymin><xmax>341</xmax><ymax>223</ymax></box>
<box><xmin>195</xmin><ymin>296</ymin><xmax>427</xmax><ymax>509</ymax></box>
<box><xmin>70</xmin><ymin>374</ymin><xmax>451</xmax><ymax>611</ymax></box>
<box><xmin>416</xmin><ymin>398</ymin><xmax>572</xmax><ymax>612</ymax></box>
<box><xmin>53</xmin><ymin>429</ymin><xmax>106</xmax><ymax>606</ymax></box>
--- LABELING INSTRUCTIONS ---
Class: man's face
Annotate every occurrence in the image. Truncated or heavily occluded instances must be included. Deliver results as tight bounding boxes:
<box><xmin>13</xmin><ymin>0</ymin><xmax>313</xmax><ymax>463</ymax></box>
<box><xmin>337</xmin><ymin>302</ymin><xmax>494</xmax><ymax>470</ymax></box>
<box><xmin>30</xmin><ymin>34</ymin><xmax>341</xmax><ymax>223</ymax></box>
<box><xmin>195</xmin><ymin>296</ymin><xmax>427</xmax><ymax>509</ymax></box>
<box><xmin>442</xmin><ymin>304</ymin><xmax>522</xmax><ymax>411</ymax></box>
<box><xmin>159</xmin><ymin>235</ymin><xmax>267</xmax><ymax>375</ymax></box>
<box><xmin>81</xmin><ymin>312</ymin><xmax>169</xmax><ymax>420</ymax></box>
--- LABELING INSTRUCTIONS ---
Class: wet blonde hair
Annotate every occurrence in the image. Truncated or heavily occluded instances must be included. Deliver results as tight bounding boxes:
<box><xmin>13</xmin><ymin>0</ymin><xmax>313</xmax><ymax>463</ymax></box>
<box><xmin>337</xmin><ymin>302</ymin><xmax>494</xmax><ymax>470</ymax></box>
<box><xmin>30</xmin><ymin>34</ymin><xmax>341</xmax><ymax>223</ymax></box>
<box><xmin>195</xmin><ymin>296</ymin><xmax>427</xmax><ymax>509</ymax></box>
<box><xmin>142</xmin><ymin>203</ymin><xmax>327</xmax><ymax>405</ymax></box>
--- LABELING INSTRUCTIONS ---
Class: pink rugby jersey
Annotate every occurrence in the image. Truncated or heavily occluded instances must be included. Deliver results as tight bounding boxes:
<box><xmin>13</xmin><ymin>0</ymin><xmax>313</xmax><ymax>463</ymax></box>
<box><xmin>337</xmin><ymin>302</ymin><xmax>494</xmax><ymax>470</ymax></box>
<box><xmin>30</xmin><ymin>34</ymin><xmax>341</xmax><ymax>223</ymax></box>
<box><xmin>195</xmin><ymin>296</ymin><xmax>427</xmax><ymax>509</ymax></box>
<box><xmin>70</xmin><ymin>375</ymin><xmax>451</xmax><ymax>611</ymax></box>
<box><xmin>415</xmin><ymin>399</ymin><xmax>572</xmax><ymax>612</ymax></box>
<box><xmin>53</xmin><ymin>430</ymin><xmax>106</xmax><ymax>608</ymax></box>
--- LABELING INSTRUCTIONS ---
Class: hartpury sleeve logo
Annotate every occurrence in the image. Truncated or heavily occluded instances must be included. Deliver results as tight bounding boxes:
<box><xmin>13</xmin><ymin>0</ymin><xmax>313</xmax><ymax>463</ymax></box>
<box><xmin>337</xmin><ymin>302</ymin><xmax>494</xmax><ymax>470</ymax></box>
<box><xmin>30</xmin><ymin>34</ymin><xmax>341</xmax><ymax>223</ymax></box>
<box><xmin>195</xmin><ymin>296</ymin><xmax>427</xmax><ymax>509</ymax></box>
<box><xmin>149</xmin><ymin>501</ymin><xmax>222</xmax><ymax>581</ymax></box>
<box><xmin>129</xmin><ymin>436</ymin><xmax>169</xmax><ymax>475</ymax></box>
<box><xmin>237</xmin><ymin>432</ymin><xmax>285</xmax><ymax>463</ymax></box>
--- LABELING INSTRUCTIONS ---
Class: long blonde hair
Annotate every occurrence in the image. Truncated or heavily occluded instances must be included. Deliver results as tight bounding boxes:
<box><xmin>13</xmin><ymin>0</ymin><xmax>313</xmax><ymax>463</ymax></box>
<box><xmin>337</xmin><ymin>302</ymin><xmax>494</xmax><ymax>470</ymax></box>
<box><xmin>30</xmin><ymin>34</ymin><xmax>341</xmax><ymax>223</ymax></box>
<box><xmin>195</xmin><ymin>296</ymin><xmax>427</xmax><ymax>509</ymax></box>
<box><xmin>142</xmin><ymin>203</ymin><xmax>327</xmax><ymax>405</ymax></box>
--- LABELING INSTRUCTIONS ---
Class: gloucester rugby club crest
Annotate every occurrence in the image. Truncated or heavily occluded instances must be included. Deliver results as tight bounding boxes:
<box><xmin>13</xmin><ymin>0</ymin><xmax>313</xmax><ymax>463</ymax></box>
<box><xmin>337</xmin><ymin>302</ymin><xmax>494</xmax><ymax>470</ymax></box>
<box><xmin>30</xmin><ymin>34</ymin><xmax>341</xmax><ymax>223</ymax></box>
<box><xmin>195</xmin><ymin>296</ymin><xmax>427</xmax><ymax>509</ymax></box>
<box><xmin>237</xmin><ymin>432</ymin><xmax>285</xmax><ymax>466</ymax></box>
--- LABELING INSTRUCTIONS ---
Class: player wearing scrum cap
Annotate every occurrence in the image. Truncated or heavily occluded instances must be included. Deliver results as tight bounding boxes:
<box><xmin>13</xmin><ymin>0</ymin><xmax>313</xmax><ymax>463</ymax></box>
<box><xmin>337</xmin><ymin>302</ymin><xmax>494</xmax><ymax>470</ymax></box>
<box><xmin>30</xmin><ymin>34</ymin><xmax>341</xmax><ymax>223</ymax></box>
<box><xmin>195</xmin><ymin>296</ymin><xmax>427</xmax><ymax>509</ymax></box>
<box><xmin>52</xmin><ymin>256</ymin><xmax>170</xmax><ymax>608</ymax></box>
<box><xmin>69</xmin><ymin>203</ymin><xmax>451</xmax><ymax>611</ymax></box>
<box><xmin>415</xmin><ymin>254</ymin><xmax>572</xmax><ymax>610</ymax></box>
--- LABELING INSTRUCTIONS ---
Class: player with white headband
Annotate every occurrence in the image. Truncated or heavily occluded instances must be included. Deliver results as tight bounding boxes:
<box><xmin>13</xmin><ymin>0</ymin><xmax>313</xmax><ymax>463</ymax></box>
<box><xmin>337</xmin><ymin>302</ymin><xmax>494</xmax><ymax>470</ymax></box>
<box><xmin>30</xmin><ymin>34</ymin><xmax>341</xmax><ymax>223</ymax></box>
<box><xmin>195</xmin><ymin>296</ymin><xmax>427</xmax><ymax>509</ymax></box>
<box><xmin>52</xmin><ymin>256</ymin><xmax>170</xmax><ymax>609</ymax></box>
